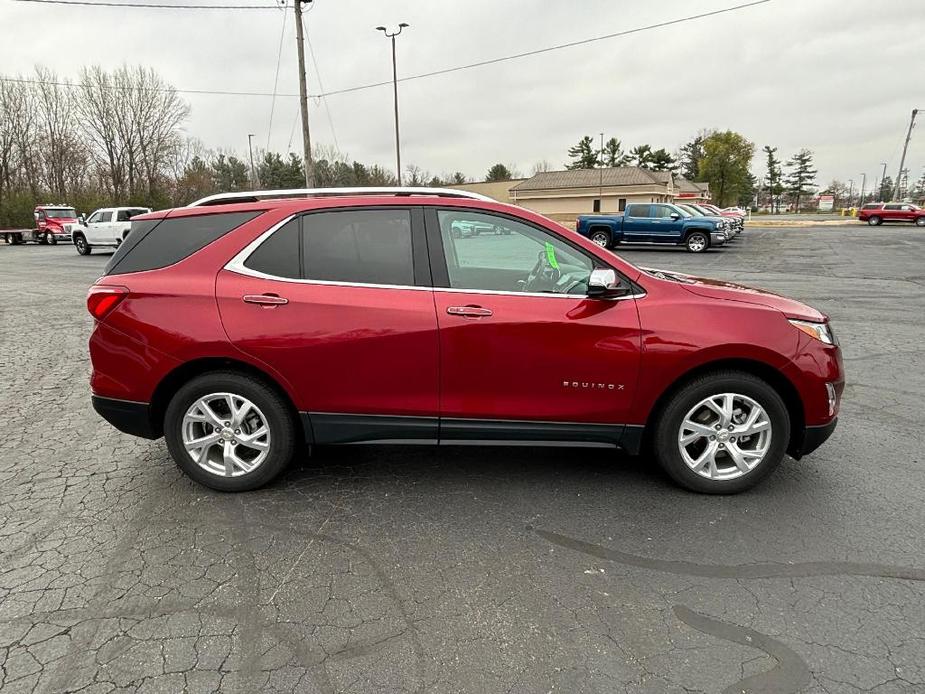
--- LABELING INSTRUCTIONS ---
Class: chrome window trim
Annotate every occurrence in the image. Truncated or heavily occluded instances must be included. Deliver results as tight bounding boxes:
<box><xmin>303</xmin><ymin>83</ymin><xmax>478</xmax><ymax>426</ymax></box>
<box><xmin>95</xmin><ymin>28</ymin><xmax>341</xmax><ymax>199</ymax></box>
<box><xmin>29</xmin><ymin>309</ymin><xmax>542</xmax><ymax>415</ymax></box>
<box><xmin>225</xmin><ymin>212</ymin><xmax>646</xmax><ymax>302</ymax></box>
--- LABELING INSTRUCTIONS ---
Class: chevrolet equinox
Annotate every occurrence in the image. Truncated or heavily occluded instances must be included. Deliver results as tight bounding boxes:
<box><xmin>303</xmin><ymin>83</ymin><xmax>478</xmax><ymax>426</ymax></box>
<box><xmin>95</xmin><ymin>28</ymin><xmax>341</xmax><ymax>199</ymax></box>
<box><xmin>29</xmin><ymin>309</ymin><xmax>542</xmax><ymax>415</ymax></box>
<box><xmin>88</xmin><ymin>188</ymin><xmax>843</xmax><ymax>494</ymax></box>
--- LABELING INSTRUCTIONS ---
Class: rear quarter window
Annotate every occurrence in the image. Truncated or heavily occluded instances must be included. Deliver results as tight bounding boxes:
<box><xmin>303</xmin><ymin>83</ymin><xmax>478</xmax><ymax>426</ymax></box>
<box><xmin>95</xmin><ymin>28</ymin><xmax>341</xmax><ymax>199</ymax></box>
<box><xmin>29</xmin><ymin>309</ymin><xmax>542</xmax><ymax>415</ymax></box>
<box><xmin>104</xmin><ymin>211</ymin><xmax>261</xmax><ymax>275</ymax></box>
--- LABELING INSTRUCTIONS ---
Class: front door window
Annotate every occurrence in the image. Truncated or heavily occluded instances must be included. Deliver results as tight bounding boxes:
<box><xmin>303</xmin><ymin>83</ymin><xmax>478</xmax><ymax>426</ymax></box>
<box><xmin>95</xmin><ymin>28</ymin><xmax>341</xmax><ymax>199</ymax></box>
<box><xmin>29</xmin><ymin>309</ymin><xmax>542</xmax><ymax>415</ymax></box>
<box><xmin>437</xmin><ymin>210</ymin><xmax>594</xmax><ymax>295</ymax></box>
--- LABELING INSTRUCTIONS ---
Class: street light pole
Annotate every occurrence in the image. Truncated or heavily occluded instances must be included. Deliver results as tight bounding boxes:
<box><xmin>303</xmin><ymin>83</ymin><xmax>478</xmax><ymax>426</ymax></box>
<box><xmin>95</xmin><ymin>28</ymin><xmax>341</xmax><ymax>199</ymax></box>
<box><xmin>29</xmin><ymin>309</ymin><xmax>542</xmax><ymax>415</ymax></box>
<box><xmin>858</xmin><ymin>172</ymin><xmax>866</xmax><ymax>208</ymax></box>
<box><xmin>247</xmin><ymin>133</ymin><xmax>258</xmax><ymax>187</ymax></box>
<box><xmin>876</xmin><ymin>162</ymin><xmax>888</xmax><ymax>201</ymax></box>
<box><xmin>893</xmin><ymin>108</ymin><xmax>919</xmax><ymax>201</ymax></box>
<box><xmin>847</xmin><ymin>179</ymin><xmax>854</xmax><ymax>209</ymax></box>
<box><xmin>377</xmin><ymin>23</ymin><xmax>409</xmax><ymax>185</ymax></box>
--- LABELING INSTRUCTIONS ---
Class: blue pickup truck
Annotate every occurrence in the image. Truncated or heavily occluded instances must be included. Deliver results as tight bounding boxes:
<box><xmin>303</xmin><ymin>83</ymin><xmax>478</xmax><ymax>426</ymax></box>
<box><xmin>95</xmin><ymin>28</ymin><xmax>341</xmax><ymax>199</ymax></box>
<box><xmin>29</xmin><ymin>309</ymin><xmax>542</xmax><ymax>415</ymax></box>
<box><xmin>576</xmin><ymin>202</ymin><xmax>730</xmax><ymax>253</ymax></box>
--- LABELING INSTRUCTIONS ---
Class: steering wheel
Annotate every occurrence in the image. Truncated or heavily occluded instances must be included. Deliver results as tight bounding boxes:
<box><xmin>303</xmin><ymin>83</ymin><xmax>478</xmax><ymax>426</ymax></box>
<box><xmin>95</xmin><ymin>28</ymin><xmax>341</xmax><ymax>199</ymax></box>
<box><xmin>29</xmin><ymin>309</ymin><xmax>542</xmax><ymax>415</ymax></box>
<box><xmin>522</xmin><ymin>248</ymin><xmax>561</xmax><ymax>293</ymax></box>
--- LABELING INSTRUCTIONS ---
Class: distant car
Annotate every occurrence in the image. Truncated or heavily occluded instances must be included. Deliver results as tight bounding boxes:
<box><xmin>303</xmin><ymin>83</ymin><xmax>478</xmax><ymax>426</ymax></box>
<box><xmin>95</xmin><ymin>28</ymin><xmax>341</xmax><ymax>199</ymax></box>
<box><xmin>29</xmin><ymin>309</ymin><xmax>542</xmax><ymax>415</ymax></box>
<box><xmin>577</xmin><ymin>203</ymin><xmax>728</xmax><ymax>252</ymax></box>
<box><xmin>695</xmin><ymin>204</ymin><xmax>743</xmax><ymax>233</ymax></box>
<box><xmin>73</xmin><ymin>207</ymin><xmax>153</xmax><ymax>255</ymax></box>
<box><xmin>700</xmin><ymin>203</ymin><xmax>745</xmax><ymax>228</ymax></box>
<box><xmin>857</xmin><ymin>203</ymin><xmax>925</xmax><ymax>226</ymax></box>
<box><xmin>450</xmin><ymin>219</ymin><xmax>510</xmax><ymax>237</ymax></box>
<box><xmin>675</xmin><ymin>204</ymin><xmax>733</xmax><ymax>241</ymax></box>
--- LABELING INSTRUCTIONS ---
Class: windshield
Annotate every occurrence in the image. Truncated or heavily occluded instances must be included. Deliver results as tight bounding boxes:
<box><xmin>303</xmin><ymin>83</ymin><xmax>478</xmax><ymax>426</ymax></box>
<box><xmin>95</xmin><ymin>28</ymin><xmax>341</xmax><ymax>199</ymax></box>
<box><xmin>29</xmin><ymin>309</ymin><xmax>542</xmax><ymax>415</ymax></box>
<box><xmin>42</xmin><ymin>208</ymin><xmax>77</xmax><ymax>219</ymax></box>
<box><xmin>677</xmin><ymin>205</ymin><xmax>701</xmax><ymax>216</ymax></box>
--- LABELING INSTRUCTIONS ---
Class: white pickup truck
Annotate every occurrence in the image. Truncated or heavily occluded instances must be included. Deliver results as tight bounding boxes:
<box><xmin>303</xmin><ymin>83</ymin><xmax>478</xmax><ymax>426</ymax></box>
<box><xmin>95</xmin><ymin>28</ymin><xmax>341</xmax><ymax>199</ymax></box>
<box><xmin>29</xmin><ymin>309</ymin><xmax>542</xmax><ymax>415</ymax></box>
<box><xmin>72</xmin><ymin>206</ymin><xmax>152</xmax><ymax>255</ymax></box>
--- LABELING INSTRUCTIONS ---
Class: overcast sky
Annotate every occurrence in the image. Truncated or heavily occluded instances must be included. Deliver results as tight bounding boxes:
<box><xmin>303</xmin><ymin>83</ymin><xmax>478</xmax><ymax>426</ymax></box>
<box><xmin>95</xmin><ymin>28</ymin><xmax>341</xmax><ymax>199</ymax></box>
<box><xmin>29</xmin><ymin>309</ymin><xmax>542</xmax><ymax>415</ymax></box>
<box><xmin>2</xmin><ymin>0</ymin><xmax>923</xmax><ymax>189</ymax></box>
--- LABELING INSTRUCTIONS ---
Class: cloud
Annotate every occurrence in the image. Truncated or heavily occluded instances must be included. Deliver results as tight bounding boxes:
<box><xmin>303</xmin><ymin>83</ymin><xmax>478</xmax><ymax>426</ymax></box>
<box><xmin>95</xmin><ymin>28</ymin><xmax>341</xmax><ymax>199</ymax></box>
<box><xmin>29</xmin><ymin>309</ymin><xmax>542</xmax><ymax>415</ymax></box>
<box><xmin>1</xmin><ymin>0</ymin><xmax>922</xmax><ymax>185</ymax></box>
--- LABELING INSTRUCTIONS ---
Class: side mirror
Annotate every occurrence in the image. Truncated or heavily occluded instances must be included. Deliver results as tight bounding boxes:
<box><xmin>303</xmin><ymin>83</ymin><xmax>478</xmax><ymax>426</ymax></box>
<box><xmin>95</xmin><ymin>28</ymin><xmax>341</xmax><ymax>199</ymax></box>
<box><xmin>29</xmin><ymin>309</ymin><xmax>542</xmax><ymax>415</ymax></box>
<box><xmin>670</xmin><ymin>212</ymin><xmax>681</xmax><ymax>220</ymax></box>
<box><xmin>587</xmin><ymin>268</ymin><xmax>628</xmax><ymax>298</ymax></box>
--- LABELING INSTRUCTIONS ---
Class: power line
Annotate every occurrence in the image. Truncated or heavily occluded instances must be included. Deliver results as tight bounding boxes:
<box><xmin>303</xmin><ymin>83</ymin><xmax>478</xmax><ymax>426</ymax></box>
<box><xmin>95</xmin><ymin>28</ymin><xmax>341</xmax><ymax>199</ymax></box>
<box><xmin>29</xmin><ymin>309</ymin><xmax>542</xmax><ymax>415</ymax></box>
<box><xmin>316</xmin><ymin>0</ymin><xmax>772</xmax><ymax>98</ymax></box>
<box><xmin>266</xmin><ymin>0</ymin><xmax>288</xmax><ymax>151</ymax></box>
<box><xmin>304</xmin><ymin>11</ymin><xmax>339</xmax><ymax>152</ymax></box>
<box><xmin>1</xmin><ymin>0</ymin><xmax>772</xmax><ymax>100</ymax></box>
<box><xmin>13</xmin><ymin>0</ymin><xmax>280</xmax><ymax>9</ymax></box>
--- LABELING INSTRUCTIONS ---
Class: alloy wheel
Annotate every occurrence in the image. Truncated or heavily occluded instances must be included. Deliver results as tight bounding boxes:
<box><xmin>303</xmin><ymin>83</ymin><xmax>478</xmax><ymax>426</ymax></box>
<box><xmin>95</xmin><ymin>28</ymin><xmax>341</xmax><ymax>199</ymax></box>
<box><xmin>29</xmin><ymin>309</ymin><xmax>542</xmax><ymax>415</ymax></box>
<box><xmin>181</xmin><ymin>392</ymin><xmax>271</xmax><ymax>477</ymax></box>
<box><xmin>590</xmin><ymin>232</ymin><xmax>609</xmax><ymax>247</ymax></box>
<box><xmin>688</xmin><ymin>234</ymin><xmax>706</xmax><ymax>252</ymax></box>
<box><xmin>677</xmin><ymin>392</ymin><xmax>772</xmax><ymax>480</ymax></box>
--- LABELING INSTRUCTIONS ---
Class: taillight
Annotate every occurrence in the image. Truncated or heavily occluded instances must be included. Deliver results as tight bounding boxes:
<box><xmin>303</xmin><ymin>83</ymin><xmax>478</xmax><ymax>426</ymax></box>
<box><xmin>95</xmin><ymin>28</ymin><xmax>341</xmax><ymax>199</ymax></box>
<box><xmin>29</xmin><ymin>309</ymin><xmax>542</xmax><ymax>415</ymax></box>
<box><xmin>87</xmin><ymin>285</ymin><xmax>128</xmax><ymax>320</ymax></box>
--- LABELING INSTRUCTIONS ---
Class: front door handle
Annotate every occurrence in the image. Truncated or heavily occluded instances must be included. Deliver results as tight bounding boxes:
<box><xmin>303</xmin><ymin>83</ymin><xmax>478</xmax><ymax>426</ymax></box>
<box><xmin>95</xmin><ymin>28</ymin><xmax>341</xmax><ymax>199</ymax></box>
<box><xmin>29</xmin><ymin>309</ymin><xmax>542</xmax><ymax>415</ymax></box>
<box><xmin>446</xmin><ymin>305</ymin><xmax>492</xmax><ymax>318</ymax></box>
<box><xmin>243</xmin><ymin>293</ymin><xmax>288</xmax><ymax>306</ymax></box>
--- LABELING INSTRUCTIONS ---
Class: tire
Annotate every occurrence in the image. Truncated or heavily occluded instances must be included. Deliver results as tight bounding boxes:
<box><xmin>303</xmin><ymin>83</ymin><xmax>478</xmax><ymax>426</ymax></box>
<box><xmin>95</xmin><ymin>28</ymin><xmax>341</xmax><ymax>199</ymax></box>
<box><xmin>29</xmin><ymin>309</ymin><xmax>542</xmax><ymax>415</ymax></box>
<box><xmin>915</xmin><ymin>217</ymin><xmax>925</xmax><ymax>227</ymax></box>
<box><xmin>652</xmin><ymin>371</ymin><xmax>790</xmax><ymax>494</ymax></box>
<box><xmin>164</xmin><ymin>371</ymin><xmax>297</xmax><ymax>492</ymax></box>
<box><xmin>3</xmin><ymin>234</ymin><xmax>10</xmax><ymax>245</ymax></box>
<box><xmin>685</xmin><ymin>231</ymin><xmax>709</xmax><ymax>253</ymax></box>
<box><xmin>589</xmin><ymin>229</ymin><xmax>611</xmax><ymax>249</ymax></box>
<box><xmin>47</xmin><ymin>232</ymin><xmax>57</xmax><ymax>245</ymax></box>
<box><xmin>74</xmin><ymin>233</ymin><xmax>91</xmax><ymax>255</ymax></box>
<box><xmin>868</xmin><ymin>216</ymin><xmax>882</xmax><ymax>226</ymax></box>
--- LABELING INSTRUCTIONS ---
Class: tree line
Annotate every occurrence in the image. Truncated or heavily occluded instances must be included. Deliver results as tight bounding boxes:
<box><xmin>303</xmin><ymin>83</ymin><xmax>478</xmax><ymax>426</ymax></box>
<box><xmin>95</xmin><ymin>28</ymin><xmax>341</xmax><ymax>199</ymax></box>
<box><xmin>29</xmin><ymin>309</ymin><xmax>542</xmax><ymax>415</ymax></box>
<box><xmin>560</xmin><ymin>130</ymin><xmax>827</xmax><ymax>210</ymax></box>
<box><xmin>0</xmin><ymin>66</ymin><xmax>469</xmax><ymax>228</ymax></box>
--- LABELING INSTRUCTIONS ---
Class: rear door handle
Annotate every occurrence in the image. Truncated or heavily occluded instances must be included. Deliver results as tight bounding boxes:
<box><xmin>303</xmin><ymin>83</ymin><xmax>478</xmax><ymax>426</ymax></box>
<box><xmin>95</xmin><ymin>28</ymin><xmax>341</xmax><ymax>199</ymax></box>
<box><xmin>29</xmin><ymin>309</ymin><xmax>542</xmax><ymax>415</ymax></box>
<box><xmin>243</xmin><ymin>293</ymin><xmax>288</xmax><ymax>306</ymax></box>
<box><xmin>446</xmin><ymin>305</ymin><xmax>492</xmax><ymax>318</ymax></box>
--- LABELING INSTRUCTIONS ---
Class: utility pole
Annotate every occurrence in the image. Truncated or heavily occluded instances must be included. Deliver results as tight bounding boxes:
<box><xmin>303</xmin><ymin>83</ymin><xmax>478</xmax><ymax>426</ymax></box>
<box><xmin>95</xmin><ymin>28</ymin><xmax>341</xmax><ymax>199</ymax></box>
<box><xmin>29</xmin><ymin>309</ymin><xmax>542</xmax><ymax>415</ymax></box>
<box><xmin>847</xmin><ymin>179</ymin><xmax>854</xmax><ymax>209</ymax></box>
<box><xmin>893</xmin><ymin>108</ymin><xmax>918</xmax><ymax>201</ymax></box>
<box><xmin>377</xmin><ymin>23</ymin><xmax>409</xmax><ymax>185</ymax></box>
<box><xmin>876</xmin><ymin>162</ymin><xmax>887</xmax><ymax>201</ymax></box>
<box><xmin>247</xmin><ymin>133</ymin><xmax>258</xmax><ymax>187</ymax></box>
<box><xmin>294</xmin><ymin>0</ymin><xmax>315</xmax><ymax>187</ymax></box>
<box><xmin>858</xmin><ymin>172</ymin><xmax>866</xmax><ymax>208</ymax></box>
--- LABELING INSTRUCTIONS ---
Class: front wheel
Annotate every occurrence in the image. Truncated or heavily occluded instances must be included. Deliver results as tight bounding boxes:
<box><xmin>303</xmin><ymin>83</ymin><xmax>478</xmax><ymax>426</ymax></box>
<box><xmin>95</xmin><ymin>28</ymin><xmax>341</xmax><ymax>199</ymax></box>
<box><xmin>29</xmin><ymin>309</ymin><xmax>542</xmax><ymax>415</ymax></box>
<box><xmin>652</xmin><ymin>371</ymin><xmax>790</xmax><ymax>493</ymax></box>
<box><xmin>685</xmin><ymin>232</ymin><xmax>709</xmax><ymax>253</ymax></box>
<box><xmin>46</xmin><ymin>232</ymin><xmax>57</xmax><ymax>245</ymax></box>
<box><xmin>74</xmin><ymin>234</ymin><xmax>91</xmax><ymax>255</ymax></box>
<box><xmin>868</xmin><ymin>216</ymin><xmax>882</xmax><ymax>226</ymax></box>
<box><xmin>164</xmin><ymin>371</ymin><xmax>297</xmax><ymax>492</ymax></box>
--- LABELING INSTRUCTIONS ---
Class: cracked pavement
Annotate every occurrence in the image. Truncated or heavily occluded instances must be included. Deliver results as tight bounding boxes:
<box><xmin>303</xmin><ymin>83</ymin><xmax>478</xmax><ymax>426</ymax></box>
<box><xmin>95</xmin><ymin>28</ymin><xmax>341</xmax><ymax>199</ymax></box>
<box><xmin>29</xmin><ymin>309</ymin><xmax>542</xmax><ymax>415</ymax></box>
<box><xmin>1</xmin><ymin>225</ymin><xmax>923</xmax><ymax>693</ymax></box>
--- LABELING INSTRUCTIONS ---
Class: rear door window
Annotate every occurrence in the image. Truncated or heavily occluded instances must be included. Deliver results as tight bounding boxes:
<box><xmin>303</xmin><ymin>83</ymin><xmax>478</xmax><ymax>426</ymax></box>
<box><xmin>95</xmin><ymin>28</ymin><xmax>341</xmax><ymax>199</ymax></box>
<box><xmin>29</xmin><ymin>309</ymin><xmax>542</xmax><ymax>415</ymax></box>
<box><xmin>301</xmin><ymin>209</ymin><xmax>414</xmax><ymax>286</ymax></box>
<box><xmin>626</xmin><ymin>204</ymin><xmax>651</xmax><ymax>218</ymax></box>
<box><xmin>105</xmin><ymin>211</ymin><xmax>261</xmax><ymax>275</ymax></box>
<box><xmin>243</xmin><ymin>218</ymin><xmax>301</xmax><ymax>279</ymax></box>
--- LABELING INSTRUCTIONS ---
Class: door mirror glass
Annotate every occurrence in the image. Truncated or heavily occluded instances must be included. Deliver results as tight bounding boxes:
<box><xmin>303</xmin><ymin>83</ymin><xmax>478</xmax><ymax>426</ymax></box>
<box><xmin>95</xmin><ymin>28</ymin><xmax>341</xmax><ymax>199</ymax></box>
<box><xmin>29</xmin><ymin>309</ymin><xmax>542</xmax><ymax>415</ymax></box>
<box><xmin>587</xmin><ymin>268</ymin><xmax>628</xmax><ymax>298</ymax></box>
<box><xmin>670</xmin><ymin>212</ymin><xmax>681</xmax><ymax>220</ymax></box>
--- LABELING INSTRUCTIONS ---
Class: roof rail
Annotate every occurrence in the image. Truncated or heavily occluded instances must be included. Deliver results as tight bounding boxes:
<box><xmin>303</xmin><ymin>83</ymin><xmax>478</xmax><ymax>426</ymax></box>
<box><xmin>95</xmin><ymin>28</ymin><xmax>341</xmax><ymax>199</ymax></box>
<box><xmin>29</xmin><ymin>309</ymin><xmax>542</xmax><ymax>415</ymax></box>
<box><xmin>188</xmin><ymin>186</ymin><xmax>494</xmax><ymax>207</ymax></box>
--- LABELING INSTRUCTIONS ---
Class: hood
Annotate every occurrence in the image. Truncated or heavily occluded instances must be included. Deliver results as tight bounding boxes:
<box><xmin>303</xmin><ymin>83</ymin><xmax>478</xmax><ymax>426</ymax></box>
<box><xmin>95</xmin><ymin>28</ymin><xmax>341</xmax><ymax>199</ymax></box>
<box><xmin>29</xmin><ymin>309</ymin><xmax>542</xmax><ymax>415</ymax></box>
<box><xmin>645</xmin><ymin>269</ymin><xmax>826</xmax><ymax>322</ymax></box>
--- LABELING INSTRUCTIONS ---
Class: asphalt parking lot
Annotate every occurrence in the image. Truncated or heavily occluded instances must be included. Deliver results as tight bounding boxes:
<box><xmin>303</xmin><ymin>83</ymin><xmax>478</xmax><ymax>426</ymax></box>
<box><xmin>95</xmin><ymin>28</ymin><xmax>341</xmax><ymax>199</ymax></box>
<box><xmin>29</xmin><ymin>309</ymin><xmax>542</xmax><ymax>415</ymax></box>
<box><xmin>1</xmin><ymin>225</ymin><xmax>924</xmax><ymax>694</ymax></box>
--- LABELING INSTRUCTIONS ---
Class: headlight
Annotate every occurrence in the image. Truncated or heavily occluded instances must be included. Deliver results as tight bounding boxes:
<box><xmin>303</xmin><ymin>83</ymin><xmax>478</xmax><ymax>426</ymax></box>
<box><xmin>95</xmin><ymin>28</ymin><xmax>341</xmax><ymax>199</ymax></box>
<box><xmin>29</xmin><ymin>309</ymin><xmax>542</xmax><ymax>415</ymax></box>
<box><xmin>789</xmin><ymin>319</ymin><xmax>835</xmax><ymax>345</ymax></box>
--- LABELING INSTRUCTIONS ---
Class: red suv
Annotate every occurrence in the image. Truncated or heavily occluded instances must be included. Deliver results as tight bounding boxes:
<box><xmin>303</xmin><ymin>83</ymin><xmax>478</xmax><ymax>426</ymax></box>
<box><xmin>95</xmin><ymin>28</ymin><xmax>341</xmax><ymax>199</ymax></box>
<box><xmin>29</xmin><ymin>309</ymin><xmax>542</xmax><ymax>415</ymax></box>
<box><xmin>858</xmin><ymin>202</ymin><xmax>925</xmax><ymax>226</ymax></box>
<box><xmin>88</xmin><ymin>188</ymin><xmax>844</xmax><ymax>494</ymax></box>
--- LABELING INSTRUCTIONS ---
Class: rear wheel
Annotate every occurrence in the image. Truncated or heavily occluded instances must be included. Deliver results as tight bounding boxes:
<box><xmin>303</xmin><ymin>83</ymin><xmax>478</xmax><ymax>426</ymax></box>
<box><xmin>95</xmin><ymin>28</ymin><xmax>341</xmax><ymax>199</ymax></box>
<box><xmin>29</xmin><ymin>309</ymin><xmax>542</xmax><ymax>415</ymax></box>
<box><xmin>164</xmin><ymin>371</ymin><xmax>297</xmax><ymax>492</ymax></box>
<box><xmin>685</xmin><ymin>231</ymin><xmax>709</xmax><ymax>253</ymax></box>
<box><xmin>652</xmin><ymin>371</ymin><xmax>790</xmax><ymax>493</ymax></box>
<box><xmin>868</xmin><ymin>215</ymin><xmax>882</xmax><ymax>226</ymax></box>
<box><xmin>74</xmin><ymin>233</ymin><xmax>91</xmax><ymax>255</ymax></box>
<box><xmin>915</xmin><ymin>217</ymin><xmax>925</xmax><ymax>227</ymax></box>
<box><xmin>589</xmin><ymin>229</ymin><xmax>611</xmax><ymax>249</ymax></box>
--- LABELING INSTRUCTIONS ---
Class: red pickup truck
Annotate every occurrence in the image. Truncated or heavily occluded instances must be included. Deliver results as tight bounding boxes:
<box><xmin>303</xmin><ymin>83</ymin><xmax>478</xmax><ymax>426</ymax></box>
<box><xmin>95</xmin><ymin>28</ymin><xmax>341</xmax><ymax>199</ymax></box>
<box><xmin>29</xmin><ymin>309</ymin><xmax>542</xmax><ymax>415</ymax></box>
<box><xmin>858</xmin><ymin>202</ymin><xmax>925</xmax><ymax>226</ymax></box>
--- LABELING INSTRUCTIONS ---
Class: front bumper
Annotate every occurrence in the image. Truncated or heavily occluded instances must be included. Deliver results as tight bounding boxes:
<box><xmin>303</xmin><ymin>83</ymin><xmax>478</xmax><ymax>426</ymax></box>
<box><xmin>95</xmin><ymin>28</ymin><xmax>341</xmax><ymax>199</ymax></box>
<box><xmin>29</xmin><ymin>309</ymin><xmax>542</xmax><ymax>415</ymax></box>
<box><xmin>791</xmin><ymin>417</ymin><xmax>838</xmax><ymax>459</ymax></box>
<box><xmin>92</xmin><ymin>395</ymin><xmax>158</xmax><ymax>439</ymax></box>
<box><xmin>710</xmin><ymin>232</ymin><xmax>727</xmax><ymax>246</ymax></box>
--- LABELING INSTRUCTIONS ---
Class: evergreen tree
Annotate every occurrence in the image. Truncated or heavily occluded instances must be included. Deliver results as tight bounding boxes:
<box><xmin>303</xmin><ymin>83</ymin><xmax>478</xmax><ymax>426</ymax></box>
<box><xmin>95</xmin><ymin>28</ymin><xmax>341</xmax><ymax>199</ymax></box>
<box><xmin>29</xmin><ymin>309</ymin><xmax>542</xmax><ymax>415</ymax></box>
<box><xmin>566</xmin><ymin>135</ymin><xmax>599</xmax><ymax>169</ymax></box>
<box><xmin>785</xmin><ymin>149</ymin><xmax>817</xmax><ymax>213</ymax></box>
